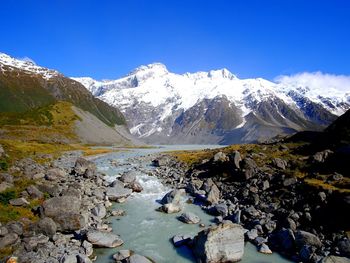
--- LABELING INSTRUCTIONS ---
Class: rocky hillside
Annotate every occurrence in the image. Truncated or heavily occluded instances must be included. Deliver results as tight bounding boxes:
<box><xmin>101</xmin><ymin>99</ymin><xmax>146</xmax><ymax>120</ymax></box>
<box><xmin>0</xmin><ymin>53</ymin><xmax>135</xmax><ymax>146</ymax></box>
<box><xmin>73</xmin><ymin>64</ymin><xmax>350</xmax><ymax>144</ymax></box>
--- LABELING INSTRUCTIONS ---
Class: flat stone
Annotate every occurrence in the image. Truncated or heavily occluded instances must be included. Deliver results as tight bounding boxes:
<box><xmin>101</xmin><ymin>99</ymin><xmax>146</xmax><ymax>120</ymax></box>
<box><xmin>178</xmin><ymin>212</ymin><xmax>200</xmax><ymax>224</ymax></box>
<box><xmin>9</xmin><ymin>197</ymin><xmax>30</xmax><ymax>206</ymax></box>
<box><xmin>87</xmin><ymin>230</ymin><xmax>123</xmax><ymax>248</ymax></box>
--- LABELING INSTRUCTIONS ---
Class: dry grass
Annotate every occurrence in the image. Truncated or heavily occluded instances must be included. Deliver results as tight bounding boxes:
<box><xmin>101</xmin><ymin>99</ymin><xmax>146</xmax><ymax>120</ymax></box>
<box><xmin>304</xmin><ymin>178</ymin><xmax>350</xmax><ymax>193</ymax></box>
<box><xmin>82</xmin><ymin>148</ymin><xmax>115</xmax><ymax>156</ymax></box>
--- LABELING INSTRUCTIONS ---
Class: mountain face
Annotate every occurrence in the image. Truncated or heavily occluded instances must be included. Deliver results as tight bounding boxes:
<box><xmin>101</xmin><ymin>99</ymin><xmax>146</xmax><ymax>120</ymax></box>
<box><xmin>73</xmin><ymin>64</ymin><xmax>350</xmax><ymax>144</ymax></box>
<box><xmin>0</xmin><ymin>53</ymin><xmax>135</xmax><ymax>145</ymax></box>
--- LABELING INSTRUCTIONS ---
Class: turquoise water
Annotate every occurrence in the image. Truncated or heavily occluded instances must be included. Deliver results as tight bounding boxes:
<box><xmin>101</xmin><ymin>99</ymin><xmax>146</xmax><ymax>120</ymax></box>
<box><xmin>93</xmin><ymin>145</ymin><xmax>291</xmax><ymax>263</ymax></box>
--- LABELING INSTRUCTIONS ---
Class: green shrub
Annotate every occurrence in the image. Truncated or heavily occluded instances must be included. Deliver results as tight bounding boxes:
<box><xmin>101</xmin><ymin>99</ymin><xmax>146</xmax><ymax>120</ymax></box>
<box><xmin>0</xmin><ymin>190</ymin><xmax>16</xmax><ymax>205</ymax></box>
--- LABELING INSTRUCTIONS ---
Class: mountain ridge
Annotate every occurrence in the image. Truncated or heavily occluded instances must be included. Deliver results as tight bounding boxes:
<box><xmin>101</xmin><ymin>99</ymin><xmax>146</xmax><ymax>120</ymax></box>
<box><xmin>0</xmin><ymin>52</ymin><xmax>136</xmax><ymax>146</ymax></box>
<box><xmin>73</xmin><ymin>63</ymin><xmax>350</xmax><ymax>144</ymax></box>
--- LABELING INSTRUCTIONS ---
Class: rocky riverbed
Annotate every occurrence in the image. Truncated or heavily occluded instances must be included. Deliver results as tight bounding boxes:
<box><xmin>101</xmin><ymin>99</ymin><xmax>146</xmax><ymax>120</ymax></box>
<box><xmin>148</xmin><ymin>149</ymin><xmax>350</xmax><ymax>263</ymax></box>
<box><xmin>1</xmin><ymin>144</ymin><xmax>349</xmax><ymax>263</ymax></box>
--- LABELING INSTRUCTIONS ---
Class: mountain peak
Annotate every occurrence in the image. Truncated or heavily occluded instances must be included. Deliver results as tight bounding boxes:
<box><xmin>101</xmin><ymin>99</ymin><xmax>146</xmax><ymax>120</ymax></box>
<box><xmin>130</xmin><ymin>62</ymin><xmax>168</xmax><ymax>76</ymax></box>
<box><xmin>208</xmin><ymin>68</ymin><xmax>237</xmax><ymax>80</ymax></box>
<box><xmin>0</xmin><ymin>52</ymin><xmax>58</xmax><ymax>80</ymax></box>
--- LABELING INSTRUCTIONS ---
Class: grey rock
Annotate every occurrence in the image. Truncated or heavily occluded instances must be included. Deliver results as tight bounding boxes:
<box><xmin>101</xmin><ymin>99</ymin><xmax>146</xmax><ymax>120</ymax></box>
<box><xmin>82</xmin><ymin>240</ymin><xmax>93</xmax><ymax>257</ymax></box>
<box><xmin>160</xmin><ymin>203</ymin><xmax>182</xmax><ymax>214</ymax></box>
<box><xmin>312</xmin><ymin>150</ymin><xmax>333</xmax><ymax>163</ymax></box>
<box><xmin>246</xmin><ymin>228</ymin><xmax>258</xmax><ymax>240</ymax></box>
<box><xmin>74</xmin><ymin>157</ymin><xmax>96</xmax><ymax>178</ymax></box>
<box><xmin>9</xmin><ymin>197</ymin><xmax>29</xmax><ymax>206</ymax></box>
<box><xmin>172</xmin><ymin>235</ymin><xmax>192</xmax><ymax>247</ymax></box>
<box><xmin>241</xmin><ymin>158</ymin><xmax>258</xmax><ymax>180</ymax></box>
<box><xmin>60</xmin><ymin>254</ymin><xmax>77</xmax><ymax>263</ymax></box>
<box><xmin>61</xmin><ymin>187</ymin><xmax>81</xmax><ymax>199</ymax></box>
<box><xmin>37</xmin><ymin>217</ymin><xmax>57</xmax><ymax>238</ymax></box>
<box><xmin>120</xmin><ymin>171</ymin><xmax>137</xmax><ymax>184</ymax></box>
<box><xmin>23</xmin><ymin>234</ymin><xmax>49</xmax><ymax>251</ymax></box>
<box><xmin>320</xmin><ymin>256</ymin><xmax>350</xmax><ymax>263</ymax></box>
<box><xmin>0</xmin><ymin>233</ymin><xmax>18</xmax><ymax>248</ymax></box>
<box><xmin>113</xmin><ymin>249</ymin><xmax>132</xmax><ymax>261</ymax></box>
<box><xmin>6</xmin><ymin>222</ymin><xmax>23</xmax><ymax>236</ymax></box>
<box><xmin>43</xmin><ymin>196</ymin><xmax>85</xmax><ymax>231</ymax></box>
<box><xmin>91</xmin><ymin>204</ymin><xmax>107</xmax><ymax>218</ymax></box>
<box><xmin>87</xmin><ymin>230</ymin><xmax>123</xmax><ymax>248</ymax></box>
<box><xmin>295</xmin><ymin>230</ymin><xmax>322</xmax><ymax>248</ymax></box>
<box><xmin>206</xmin><ymin>184</ymin><xmax>220</xmax><ymax>205</ymax></box>
<box><xmin>0</xmin><ymin>226</ymin><xmax>8</xmax><ymax>237</ymax></box>
<box><xmin>129</xmin><ymin>181</ymin><xmax>143</xmax><ymax>192</ymax></box>
<box><xmin>193</xmin><ymin>221</ymin><xmax>244</xmax><ymax>263</ymax></box>
<box><xmin>128</xmin><ymin>254</ymin><xmax>153</xmax><ymax>263</ymax></box>
<box><xmin>259</xmin><ymin>243</ymin><xmax>272</xmax><ymax>254</ymax></box>
<box><xmin>26</xmin><ymin>185</ymin><xmax>44</xmax><ymax>199</ymax></box>
<box><xmin>208</xmin><ymin>203</ymin><xmax>228</xmax><ymax>217</ymax></box>
<box><xmin>106</xmin><ymin>185</ymin><xmax>132</xmax><ymax>202</ymax></box>
<box><xmin>178</xmin><ymin>212</ymin><xmax>200</xmax><ymax>224</ymax></box>
<box><xmin>45</xmin><ymin>168</ymin><xmax>66</xmax><ymax>181</ymax></box>
<box><xmin>111</xmin><ymin>209</ymin><xmax>126</xmax><ymax>216</ymax></box>
<box><xmin>160</xmin><ymin>189</ymin><xmax>186</xmax><ymax>205</ymax></box>
<box><xmin>272</xmin><ymin>158</ymin><xmax>288</xmax><ymax>170</ymax></box>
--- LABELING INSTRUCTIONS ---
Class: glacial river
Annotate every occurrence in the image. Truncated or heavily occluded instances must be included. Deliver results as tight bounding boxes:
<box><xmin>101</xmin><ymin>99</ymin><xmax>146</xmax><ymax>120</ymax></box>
<box><xmin>92</xmin><ymin>145</ymin><xmax>291</xmax><ymax>263</ymax></box>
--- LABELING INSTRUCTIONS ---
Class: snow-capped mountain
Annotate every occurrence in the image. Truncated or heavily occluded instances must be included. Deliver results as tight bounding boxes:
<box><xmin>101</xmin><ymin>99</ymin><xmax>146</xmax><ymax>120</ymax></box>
<box><xmin>0</xmin><ymin>53</ymin><xmax>59</xmax><ymax>80</ymax></box>
<box><xmin>73</xmin><ymin>64</ymin><xmax>350</xmax><ymax>144</ymax></box>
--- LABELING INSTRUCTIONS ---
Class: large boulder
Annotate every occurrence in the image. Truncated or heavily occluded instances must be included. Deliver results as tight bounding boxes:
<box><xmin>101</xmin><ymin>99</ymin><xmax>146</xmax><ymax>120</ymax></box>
<box><xmin>120</xmin><ymin>171</ymin><xmax>137</xmax><ymax>184</ymax></box>
<box><xmin>160</xmin><ymin>189</ymin><xmax>186</xmax><ymax>205</ymax></box>
<box><xmin>206</xmin><ymin>184</ymin><xmax>220</xmax><ymax>205</ymax></box>
<box><xmin>87</xmin><ymin>230</ymin><xmax>123</xmax><ymax>248</ymax></box>
<box><xmin>128</xmin><ymin>254</ymin><xmax>153</xmax><ymax>263</ymax></box>
<box><xmin>37</xmin><ymin>217</ymin><xmax>57</xmax><ymax>238</ymax></box>
<box><xmin>240</xmin><ymin>158</ymin><xmax>258</xmax><ymax>180</ymax></box>
<box><xmin>74</xmin><ymin>157</ymin><xmax>97</xmax><ymax>178</ymax></box>
<box><xmin>106</xmin><ymin>185</ymin><xmax>132</xmax><ymax>202</ymax></box>
<box><xmin>42</xmin><ymin>196</ymin><xmax>85</xmax><ymax>231</ymax></box>
<box><xmin>295</xmin><ymin>230</ymin><xmax>322</xmax><ymax>248</ymax></box>
<box><xmin>192</xmin><ymin>221</ymin><xmax>244</xmax><ymax>263</ymax></box>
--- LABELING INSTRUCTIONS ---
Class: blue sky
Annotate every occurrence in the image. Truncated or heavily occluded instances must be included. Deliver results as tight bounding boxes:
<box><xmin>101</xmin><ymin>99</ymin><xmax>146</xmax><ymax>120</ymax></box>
<box><xmin>1</xmin><ymin>0</ymin><xmax>349</xmax><ymax>80</ymax></box>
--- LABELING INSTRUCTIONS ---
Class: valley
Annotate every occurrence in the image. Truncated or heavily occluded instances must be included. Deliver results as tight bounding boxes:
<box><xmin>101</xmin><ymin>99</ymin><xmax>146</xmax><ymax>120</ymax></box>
<box><xmin>0</xmin><ymin>52</ymin><xmax>349</xmax><ymax>263</ymax></box>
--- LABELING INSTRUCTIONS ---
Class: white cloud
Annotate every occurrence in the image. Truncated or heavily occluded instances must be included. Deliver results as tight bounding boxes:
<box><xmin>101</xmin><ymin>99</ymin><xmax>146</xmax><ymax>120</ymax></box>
<box><xmin>275</xmin><ymin>71</ymin><xmax>350</xmax><ymax>93</ymax></box>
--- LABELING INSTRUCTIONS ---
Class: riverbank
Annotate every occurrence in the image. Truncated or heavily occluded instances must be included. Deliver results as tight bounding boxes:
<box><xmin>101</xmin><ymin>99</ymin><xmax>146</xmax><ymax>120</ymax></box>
<box><xmin>149</xmin><ymin>142</ymin><xmax>350</xmax><ymax>263</ymax></box>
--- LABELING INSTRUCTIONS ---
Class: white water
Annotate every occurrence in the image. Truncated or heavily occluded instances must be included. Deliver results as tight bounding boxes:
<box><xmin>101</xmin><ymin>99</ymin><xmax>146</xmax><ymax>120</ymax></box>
<box><xmin>92</xmin><ymin>145</ymin><xmax>291</xmax><ymax>263</ymax></box>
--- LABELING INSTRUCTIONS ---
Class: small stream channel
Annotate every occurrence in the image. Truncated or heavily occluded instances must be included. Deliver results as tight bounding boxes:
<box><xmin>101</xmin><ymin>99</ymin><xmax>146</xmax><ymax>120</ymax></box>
<box><xmin>91</xmin><ymin>145</ymin><xmax>291</xmax><ymax>263</ymax></box>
